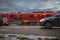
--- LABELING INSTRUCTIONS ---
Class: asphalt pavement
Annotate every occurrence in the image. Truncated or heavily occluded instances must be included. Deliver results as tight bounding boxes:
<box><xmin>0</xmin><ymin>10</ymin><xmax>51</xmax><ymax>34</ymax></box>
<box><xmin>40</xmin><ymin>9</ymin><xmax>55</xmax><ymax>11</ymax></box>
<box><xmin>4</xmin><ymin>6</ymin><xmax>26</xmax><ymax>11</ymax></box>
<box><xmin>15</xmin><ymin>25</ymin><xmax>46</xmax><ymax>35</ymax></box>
<box><xmin>0</xmin><ymin>24</ymin><xmax>60</xmax><ymax>38</ymax></box>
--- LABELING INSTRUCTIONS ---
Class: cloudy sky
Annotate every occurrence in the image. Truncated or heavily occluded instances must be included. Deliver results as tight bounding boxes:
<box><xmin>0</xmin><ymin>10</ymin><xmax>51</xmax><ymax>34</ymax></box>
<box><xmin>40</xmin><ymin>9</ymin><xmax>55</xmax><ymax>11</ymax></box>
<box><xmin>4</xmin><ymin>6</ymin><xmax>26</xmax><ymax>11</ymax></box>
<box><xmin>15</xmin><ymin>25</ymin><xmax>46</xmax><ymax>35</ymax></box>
<box><xmin>0</xmin><ymin>0</ymin><xmax>60</xmax><ymax>13</ymax></box>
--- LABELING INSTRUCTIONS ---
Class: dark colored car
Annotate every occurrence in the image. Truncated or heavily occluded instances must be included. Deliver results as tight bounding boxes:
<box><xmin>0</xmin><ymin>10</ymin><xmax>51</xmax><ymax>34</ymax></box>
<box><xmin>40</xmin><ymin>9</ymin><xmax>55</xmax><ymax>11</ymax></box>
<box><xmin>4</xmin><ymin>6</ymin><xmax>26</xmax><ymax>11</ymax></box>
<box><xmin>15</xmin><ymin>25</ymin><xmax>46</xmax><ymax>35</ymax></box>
<box><xmin>0</xmin><ymin>16</ymin><xmax>3</xmax><ymax>26</ymax></box>
<box><xmin>40</xmin><ymin>14</ymin><xmax>60</xmax><ymax>29</ymax></box>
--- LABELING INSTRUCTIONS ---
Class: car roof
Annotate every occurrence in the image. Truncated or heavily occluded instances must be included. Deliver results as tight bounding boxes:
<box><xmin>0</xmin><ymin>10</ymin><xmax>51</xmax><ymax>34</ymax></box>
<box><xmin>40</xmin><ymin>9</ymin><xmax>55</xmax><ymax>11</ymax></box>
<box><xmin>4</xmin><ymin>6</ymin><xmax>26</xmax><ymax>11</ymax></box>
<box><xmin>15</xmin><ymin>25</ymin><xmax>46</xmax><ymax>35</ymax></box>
<box><xmin>54</xmin><ymin>14</ymin><xmax>60</xmax><ymax>16</ymax></box>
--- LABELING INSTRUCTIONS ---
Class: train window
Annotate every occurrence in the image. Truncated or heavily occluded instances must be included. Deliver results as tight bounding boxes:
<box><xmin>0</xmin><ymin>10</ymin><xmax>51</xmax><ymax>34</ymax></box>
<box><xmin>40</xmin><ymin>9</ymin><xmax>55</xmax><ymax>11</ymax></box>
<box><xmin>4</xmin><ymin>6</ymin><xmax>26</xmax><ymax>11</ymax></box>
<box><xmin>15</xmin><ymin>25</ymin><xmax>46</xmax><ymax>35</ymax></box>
<box><xmin>37</xmin><ymin>15</ymin><xmax>40</xmax><ymax>18</ymax></box>
<box><xmin>30</xmin><ymin>14</ymin><xmax>33</xmax><ymax>18</ymax></box>
<box><xmin>30</xmin><ymin>14</ymin><xmax>38</xmax><ymax>18</ymax></box>
<box><xmin>30</xmin><ymin>14</ymin><xmax>45</xmax><ymax>18</ymax></box>
<box><xmin>33</xmin><ymin>14</ymin><xmax>38</xmax><ymax>18</ymax></box>
<box><xmin>46</xmin><ymin>14</ymin><xmax>51</xmax><ymax>17</ymax></box>
<box><xmin>40</xmin><ymin>15</ymin><xmax>44</xmax><ymax>18</ymax></box>
<box><xmin>19</xmin><ymin>15</ymin><xmax>22</xmax><ymax>20</ymax></box>
<box><xmin>37</xmin><ymin>14</ymin><xmax>44</xmax><ymax>18</ymax></box>
<box><xmin>19</xmin><ymin>15</ymin><xmax>22</xmax><ymax>18</ymax></box>
<box><xmin>14</xmin><ymin>16</ymin><xmax>18</xmax><ymax>20</ymax></box>
<box><xmin>10</xmin><ymin>15</ymin><xmax>13</xmax><ymax>18</ymax></box>
<box><xmin>24</xmin><ymin>15</ymin><xmax>28</xmax><ymax>20</ymax></box>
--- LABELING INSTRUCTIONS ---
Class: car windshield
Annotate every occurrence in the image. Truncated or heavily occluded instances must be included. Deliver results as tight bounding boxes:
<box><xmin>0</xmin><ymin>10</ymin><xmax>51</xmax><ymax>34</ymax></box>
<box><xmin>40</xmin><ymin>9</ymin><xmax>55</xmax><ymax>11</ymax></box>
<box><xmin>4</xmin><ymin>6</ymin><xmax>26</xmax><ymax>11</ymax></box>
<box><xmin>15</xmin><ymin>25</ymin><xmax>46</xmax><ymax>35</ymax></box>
<box><xmin>55</xmin><ymin>14</ymin><xmax>60</xmax><ymax>17</ymax></box>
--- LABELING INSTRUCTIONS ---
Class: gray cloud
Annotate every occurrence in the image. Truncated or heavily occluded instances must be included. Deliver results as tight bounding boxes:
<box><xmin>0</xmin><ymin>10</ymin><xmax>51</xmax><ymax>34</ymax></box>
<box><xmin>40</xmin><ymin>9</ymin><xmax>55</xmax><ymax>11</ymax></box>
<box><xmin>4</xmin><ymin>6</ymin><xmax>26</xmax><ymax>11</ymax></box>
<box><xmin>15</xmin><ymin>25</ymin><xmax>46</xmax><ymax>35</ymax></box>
<box><xmin>0</xmin><ymin>0</ymin><xmax>60</xmax><ymax>13</ymax></box>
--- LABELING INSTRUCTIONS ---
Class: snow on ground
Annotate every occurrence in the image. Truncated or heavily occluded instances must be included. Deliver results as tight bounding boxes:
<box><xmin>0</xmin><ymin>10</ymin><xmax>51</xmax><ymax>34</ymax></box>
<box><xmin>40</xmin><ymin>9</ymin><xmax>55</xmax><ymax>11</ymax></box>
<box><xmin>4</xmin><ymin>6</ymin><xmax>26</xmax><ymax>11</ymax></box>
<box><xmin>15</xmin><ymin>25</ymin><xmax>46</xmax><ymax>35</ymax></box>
<box><xmin>0</xmin><ymin>34</ymin><xmax>59</xmax><ymax>40</ymax></box>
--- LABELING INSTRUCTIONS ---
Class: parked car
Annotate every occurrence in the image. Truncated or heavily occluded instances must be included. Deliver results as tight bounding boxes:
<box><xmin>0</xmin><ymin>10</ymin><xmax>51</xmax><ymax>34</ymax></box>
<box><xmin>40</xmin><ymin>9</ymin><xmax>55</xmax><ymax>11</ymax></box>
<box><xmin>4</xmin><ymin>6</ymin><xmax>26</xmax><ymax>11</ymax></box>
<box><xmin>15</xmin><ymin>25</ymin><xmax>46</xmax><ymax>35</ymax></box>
<box><xmin>2</xmin><ymin>17</ymin><xmax>9</xmax><ymax>26</ymax></box>
<box><xmin>0</xmin><ymin>16</ymin><xmax>3</xmax><ymax>26</ymax></box>
<box><xmin>40</xmin><ymin>14</ymin><xmax>60</xmax><ymax>29</ymax></box>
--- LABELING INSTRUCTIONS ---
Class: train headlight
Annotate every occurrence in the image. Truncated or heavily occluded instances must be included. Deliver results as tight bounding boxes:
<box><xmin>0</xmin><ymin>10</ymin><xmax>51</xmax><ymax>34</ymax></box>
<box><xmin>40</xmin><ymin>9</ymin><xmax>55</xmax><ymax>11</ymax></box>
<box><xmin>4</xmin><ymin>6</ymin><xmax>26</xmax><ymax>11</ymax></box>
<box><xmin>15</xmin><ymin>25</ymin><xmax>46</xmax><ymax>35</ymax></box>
<box><xmin>40</xmin><ymin>19</ymin><xmax>45</xmax><ymax>22</ymax></box>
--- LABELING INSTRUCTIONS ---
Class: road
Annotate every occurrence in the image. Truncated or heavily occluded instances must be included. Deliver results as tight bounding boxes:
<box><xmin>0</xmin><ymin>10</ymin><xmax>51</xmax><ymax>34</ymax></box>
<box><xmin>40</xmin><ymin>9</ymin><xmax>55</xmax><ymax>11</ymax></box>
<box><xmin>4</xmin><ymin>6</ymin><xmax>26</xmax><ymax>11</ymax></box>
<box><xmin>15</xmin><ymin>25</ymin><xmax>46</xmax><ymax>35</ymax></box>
<box><xmin>0</xmin><ymin>24</ymin><xmax>60</xmax><ymax>38</ymax></box>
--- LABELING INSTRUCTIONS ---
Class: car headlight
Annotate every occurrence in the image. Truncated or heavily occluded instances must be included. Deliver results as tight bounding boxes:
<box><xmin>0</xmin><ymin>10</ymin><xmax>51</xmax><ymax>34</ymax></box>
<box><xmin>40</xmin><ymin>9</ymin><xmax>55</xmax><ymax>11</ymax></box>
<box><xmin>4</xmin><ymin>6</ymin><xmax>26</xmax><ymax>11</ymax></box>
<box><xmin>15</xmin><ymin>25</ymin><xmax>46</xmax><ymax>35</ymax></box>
<box><xmin>40</xmin><ymin>19</ymin><xmax>45</xmax><ymax>22</ymax></box>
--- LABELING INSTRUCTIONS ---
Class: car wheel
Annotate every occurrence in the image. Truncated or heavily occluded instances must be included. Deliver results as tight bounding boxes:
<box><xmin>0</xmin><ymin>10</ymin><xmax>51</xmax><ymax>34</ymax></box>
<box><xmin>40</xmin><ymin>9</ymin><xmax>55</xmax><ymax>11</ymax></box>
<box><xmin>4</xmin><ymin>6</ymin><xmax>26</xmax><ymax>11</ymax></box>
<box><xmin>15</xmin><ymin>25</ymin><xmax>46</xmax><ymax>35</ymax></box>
<box><xmin>5</xmin><ymin>24</ymin><xmax>9</xmax><ymax>26</ymax></box>
<box><xmin>0</xmin><ymin>22</ymin><xmax>3</xmax><ymax>26</ymax></box>
<box><xmin>44</xmin><ymin>22</ymin><xmax>52</xmax><ymax>29</ymax></box>
<box><xmin>0</xmin><ymin>24</ymin><xmax>2</xmax><ymax>26</ymax></box>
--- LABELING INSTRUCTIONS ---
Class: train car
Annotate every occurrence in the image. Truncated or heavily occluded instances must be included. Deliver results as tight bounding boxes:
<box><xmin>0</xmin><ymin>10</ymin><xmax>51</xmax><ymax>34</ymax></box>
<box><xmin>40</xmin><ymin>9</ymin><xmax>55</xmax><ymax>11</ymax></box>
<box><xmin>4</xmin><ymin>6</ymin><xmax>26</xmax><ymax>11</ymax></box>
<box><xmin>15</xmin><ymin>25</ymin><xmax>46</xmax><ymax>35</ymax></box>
<box><xmin>0</xmin><ymin>13</ymin><xmax>19</xmax><ymax>23</ymax></box>
<box><xmin>7</xmin><ymin>13</ymin><xmax>18</xmax><ymax>22</ymax></box>
<box><xmin>0</xmin><ymin>11</ymin><xmax>57</xmax><ymax>25</ymax></box>
<box><xmin>17</xmin><ymin>11</ymin><xmax>56</xmax><ymax>24</ymax></box>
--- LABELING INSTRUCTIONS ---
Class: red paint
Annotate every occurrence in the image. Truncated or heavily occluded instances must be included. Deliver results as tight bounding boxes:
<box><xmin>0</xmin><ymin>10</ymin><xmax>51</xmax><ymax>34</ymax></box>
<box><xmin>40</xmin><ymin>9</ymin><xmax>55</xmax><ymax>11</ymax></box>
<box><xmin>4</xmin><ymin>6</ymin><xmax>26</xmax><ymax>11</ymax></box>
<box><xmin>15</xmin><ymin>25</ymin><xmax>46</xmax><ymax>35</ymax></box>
<box><xmin>0</xmin><ymin>12</ymin><xmax>57</xmax><ymax>22</ymax></box>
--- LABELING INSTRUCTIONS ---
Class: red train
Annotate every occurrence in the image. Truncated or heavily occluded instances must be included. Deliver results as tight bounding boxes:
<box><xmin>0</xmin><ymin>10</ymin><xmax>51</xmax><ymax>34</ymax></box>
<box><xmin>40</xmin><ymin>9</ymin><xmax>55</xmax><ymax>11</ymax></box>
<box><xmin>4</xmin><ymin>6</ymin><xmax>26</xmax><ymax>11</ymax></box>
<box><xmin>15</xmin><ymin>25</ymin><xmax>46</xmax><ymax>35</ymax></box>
<box><xmin>0</xmin><ymin>11</ymin><xmax>57</xmax><ymax>24</ymax></box>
